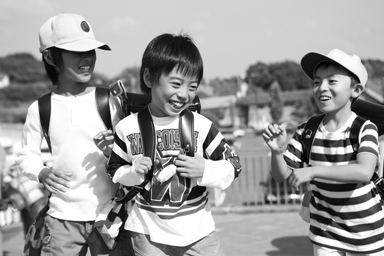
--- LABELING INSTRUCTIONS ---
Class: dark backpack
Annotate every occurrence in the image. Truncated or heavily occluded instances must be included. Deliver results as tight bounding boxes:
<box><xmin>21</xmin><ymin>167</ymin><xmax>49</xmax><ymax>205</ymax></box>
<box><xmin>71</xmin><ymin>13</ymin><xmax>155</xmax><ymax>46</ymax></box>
<box><xmin>108</xmin><ymin>80</ymin><xmax>198</xmax><ymax>203</ymax></box>
<box><xmin>38</xmin><ymin>87</ymin><xmax>113</xmax><ymax>153</ymax></box>
<box><xmin>109</xmin><ymin>80</ymin><xmax>201</xmax><ymax>116</ymax></box>
<box><xmin>38</xmin><ymin>83</ymin><xmax>201</xmax><ymax>152</ymax></box>
<box><xmin>301</xmin><ymin>113</ymin><xmax>384</xmax><ymax>198</ymax></box>
<box><xmin>38</xmin><ymin>83</ymin><xmax>200</xmax><ymax>203</ymax></box>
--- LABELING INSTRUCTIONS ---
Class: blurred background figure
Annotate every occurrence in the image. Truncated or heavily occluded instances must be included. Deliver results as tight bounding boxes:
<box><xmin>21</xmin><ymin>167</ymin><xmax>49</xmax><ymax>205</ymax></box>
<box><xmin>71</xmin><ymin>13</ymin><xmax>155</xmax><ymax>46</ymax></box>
<box><xmin>0</xmin><ymin>143</ymin><xmax>6</xmax><ymax>251</ymax></box>
<box><xmin>4</xmin><ymin>163</ymin><xmax>48</xmax><ymax>234</ymax></box>
<box><xmin>0</xmin><ymin>137</ymin><xmax>49</xmax><ymax>236</ymax></box>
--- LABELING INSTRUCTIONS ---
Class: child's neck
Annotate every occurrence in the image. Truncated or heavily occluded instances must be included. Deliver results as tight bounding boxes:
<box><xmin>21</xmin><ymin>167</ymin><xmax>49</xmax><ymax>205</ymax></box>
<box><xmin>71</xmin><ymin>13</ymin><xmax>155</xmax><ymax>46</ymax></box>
<box><xmin>54</xmin><ymin>80</ymin><xmax>93</xmax><ymax>96</ymax></box>
<box><xmin>323</xmin><ymin>109</ymin><xmax>353</xmax><ymax>132</ymax></box>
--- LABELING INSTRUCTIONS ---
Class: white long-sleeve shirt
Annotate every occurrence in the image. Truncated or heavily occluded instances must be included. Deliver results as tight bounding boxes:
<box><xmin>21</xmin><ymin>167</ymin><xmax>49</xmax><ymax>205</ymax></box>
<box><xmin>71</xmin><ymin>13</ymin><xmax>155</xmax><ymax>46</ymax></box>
<box><xmin>107</xmin><ymin>112</ymin><xmax>242</xmax><ymax>246</ymax></box>
<box><xmin>16</xmin><ymin>87</ymin><xmax>122</xmax><ymax>221</ymax></box>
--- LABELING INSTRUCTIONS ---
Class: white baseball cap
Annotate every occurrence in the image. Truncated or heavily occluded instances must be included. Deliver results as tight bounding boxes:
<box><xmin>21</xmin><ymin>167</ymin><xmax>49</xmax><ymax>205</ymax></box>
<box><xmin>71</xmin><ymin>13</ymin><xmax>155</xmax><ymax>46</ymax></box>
<box><xmin>301</xmin><ymin>49</ymin><xmax>368</xmax><ymax>88</ymax></box>
<box><xmin>39</xmin><ymin>13</ymin><xmax>111</xmax><ymax>53</ymax></box>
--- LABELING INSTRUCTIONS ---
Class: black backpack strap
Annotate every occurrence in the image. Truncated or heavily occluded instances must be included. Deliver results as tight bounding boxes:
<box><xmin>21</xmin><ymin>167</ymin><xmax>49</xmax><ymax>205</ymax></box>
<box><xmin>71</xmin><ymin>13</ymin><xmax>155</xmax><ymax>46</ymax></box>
<box><xmin>38</xmin><ymin>92</ymin><xmax>52</xmax><ymax>154</ymax></box>
<box><xmin>95</xmin><ymin>87</ymin><xmax>112</xmax><ymax>131</ymax></box>
<box><xmin>350</xmin><ymin>116</ymin><xmax>384</xmax><ymax>187</ymax></box>
<box><xmin>138</xmin><ymin>106</ymin><xmax>156</xmax><ymax>180</ymax></box>
<box><xmin>349</xmin><ymin>115</ymin><xmax>365</xmax><ymax>152</ymax></box>
<box><xmin>179</xmin><ymin>109</ymin><xmax>195</xmax><ymax>157</ymax></box>
<box><xmin>115</xmin><ymin>106</ymin><xmax>156</xmax><ymax>203</ymax></box>
<box><xmin>115</xmin><ymin>107</ymin><xmax>195</xmax><ymax>203</ymax></box>
<box><xmin>188</xmin><ymin>96</ymin><xmax>201</xmax><ymax>114</ymax></box>
<box><xmin>301</xmin><ymin>114</ymin><xmax>324</xmax><ymax>164</ymax></box>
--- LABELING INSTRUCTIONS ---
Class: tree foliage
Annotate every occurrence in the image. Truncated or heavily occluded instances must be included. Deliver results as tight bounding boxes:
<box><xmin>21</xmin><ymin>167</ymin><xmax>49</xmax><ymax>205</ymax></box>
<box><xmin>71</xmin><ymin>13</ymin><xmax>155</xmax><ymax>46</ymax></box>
<box><xmin>2</xmin><ymin>52</ymin><xmax>384</xmax><ymax>124</ymax></box>
<box><xmin>268</xmin><ymin>81</ymin><xmax>284</xmax><ymax>123</ymax></box>
<box><xmin>246</xmin><ymin>60</ymin><xmax>312</xmax><ymax>91</ymax></box>
<box><xmin>245</xmin><ymin>62</ymin><xmax>274</xmax><ymax>91</ymax></box>
<box><xmin>208</xmin><ymin>77</ymin><xmax>238</xmax><ymax>96</ymax></box>
<box><xmin>291</xmin><ymin>96</ymin><xmax>319</xmax><ymax>124</ymax></box>
<box><xmin>0</xmin><ymin>53</ymin><xmax>48</xmax><ymax>84</ymax></box>
<box><xmin>363</xmin><ymin>59</ymin><xmax>384</xmax><ymax>79</ymax></box>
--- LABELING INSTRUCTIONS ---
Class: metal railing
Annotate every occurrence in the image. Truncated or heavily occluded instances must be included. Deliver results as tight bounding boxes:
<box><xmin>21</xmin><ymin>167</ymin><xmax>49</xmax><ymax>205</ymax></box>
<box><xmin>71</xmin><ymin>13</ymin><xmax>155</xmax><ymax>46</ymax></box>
<box><xmin>212</xmin><ymin>149</ymin><xmax>307</xmax><ymax>207</ymax></box>
<box><xmin>1</xmin><ymin>149</ymin><xmax>307</xmax><ymax>227</ymax></box>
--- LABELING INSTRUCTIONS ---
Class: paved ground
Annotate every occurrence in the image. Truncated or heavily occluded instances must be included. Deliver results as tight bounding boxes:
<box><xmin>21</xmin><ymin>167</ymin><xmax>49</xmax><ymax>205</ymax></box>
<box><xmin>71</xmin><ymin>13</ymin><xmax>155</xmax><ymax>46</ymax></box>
<box><xmin>214</xmin><ymin>211</ymin><xmax>312</xmax><ymax>256</ymax></box>
<box><xmin>1</xmin><ymin>209</ymin><xmax>312</xmax><ymax>256</ymax></box>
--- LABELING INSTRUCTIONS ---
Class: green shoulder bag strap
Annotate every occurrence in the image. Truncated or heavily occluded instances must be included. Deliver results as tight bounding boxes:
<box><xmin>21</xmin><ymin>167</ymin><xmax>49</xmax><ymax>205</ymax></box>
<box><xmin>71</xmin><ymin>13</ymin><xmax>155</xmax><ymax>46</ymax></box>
<box><xmin>115</xmin><ymin>106</ymin><xmax>195</xmax><ymax>203</ymax></box>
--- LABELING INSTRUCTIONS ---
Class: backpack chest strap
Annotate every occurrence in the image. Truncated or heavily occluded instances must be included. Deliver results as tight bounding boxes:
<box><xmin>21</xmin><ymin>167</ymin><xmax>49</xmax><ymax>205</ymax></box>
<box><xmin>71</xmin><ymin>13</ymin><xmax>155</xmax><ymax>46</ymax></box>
<box><xmin>115</xmin><ymin>107</ymin><xmax>195</xmax><ymax>203</ymax></box>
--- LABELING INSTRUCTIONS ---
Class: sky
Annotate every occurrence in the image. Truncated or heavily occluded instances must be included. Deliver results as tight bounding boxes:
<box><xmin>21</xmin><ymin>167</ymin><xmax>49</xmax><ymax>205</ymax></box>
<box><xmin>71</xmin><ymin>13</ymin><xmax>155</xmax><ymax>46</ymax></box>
<box><xmin>0</xmin><ymin>0</ymin><xmax>383</xmax><ymax>80</ymax></box>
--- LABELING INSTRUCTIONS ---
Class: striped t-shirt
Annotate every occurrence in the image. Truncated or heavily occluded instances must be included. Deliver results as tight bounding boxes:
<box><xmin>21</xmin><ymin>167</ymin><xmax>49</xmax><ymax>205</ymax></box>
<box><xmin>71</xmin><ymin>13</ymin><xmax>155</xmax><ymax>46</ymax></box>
<box><xmin>284</xmin><ymin>113</ymin><xmax>384</xmax><ymax>254</ymax></box>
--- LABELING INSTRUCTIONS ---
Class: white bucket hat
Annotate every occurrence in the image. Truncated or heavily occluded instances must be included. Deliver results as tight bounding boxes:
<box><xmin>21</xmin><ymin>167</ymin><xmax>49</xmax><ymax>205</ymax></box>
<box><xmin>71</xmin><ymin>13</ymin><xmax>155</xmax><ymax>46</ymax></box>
<box><xmin>39</xmin><ymin>13</ymin><xmax>111</xmax><ymax>53</ymax></box>
<box><xmin>301</xmin><ymin>49</ymin><xmax>368</xmax><ymax>88</ymax></box>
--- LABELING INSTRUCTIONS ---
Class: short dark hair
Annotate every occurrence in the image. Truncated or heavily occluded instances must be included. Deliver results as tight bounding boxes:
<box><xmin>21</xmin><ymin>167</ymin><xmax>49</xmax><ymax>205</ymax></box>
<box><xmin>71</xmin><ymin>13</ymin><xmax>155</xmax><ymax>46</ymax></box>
<box><xmin>139</xmin><ymin>33</ymin><xmax>204</xmax><ymax>95</ymax></box>
<box><xmin>42</xmin><ymin>47</ymin><xmax>63</xmax><ymax>85</ymax></box>
<box><xmin>315</xmin><ymin>61</ymin><xmax>360</xmax><ymax>86</ymax></box>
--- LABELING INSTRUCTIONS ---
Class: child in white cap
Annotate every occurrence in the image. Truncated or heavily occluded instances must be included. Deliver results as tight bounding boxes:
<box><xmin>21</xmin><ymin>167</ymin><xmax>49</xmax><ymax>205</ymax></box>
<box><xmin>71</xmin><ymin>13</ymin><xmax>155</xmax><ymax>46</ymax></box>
<box><xmin>263</xmin><ymin>49</ymin><xmax>384</xmax><ymax>255</ymax></box>
<box><xmin>16</xmin><ymin>13</ymin><xmax>123</xmax><ymax>255</ymax></box>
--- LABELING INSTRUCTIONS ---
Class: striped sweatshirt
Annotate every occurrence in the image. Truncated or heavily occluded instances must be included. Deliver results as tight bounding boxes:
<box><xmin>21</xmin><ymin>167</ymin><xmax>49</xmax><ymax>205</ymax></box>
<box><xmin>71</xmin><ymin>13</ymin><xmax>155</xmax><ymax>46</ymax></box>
<box><xmin>284</xmin><ymin>112</ymin><xmax>384</xmax><ymax>254</ymax></box>
<box><xmin>107</xmin><ymin>111</ymin><xmax>242</xmax><ymax>246</ymax></box>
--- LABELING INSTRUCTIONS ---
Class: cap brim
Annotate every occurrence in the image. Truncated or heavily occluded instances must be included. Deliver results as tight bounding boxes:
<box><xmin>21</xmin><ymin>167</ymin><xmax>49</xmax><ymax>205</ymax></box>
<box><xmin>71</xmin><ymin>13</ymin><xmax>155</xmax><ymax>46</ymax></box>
<box><xmin>55</xmin><ymin>38</ymin><xmax>111</xmax><ymax>52</ymax></box>
<box><xmin>301</xmin><ymin>52</ymin><xmax>338</xmax><ymax>80</ymax></box>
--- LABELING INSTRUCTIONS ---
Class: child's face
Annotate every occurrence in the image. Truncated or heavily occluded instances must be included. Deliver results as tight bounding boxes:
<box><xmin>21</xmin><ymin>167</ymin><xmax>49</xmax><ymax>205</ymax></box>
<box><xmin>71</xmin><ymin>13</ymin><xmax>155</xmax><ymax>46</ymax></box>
<box><xmin>59</xmin><ymin>50</ymin><xmax>96</xmax><ymax>83</ymax></box>
<box><xmin>313</xmin><ymin>66</ymin><xmax>354</xmax><ymax>114</ymax></box>
<box><xmin>148</xmin><ymin>67</ymin><xmax>199</xmax><ymax>117</ymax></box>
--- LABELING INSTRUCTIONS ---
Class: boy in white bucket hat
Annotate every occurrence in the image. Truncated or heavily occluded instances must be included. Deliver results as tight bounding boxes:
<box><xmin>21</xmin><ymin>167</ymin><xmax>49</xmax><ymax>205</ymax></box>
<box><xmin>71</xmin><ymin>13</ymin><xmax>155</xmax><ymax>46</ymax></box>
<box><xmin>16</xmin><ymin>13</ymin><xmax>124</xmax><ymax>255</ymax></box>
<box><xmin>263</xmin><ymin>49</ymin><xmax>384</xmax><ymax>255</ymax></box>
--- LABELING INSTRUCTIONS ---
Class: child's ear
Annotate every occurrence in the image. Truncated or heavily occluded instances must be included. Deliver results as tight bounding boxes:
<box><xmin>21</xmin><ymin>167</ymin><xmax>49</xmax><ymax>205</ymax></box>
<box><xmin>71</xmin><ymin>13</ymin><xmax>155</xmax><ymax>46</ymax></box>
<box><xmin>351</xmin><ymin>83</ymin><xmax>364</xmax><ymax>99</ymax></box>
<box><xmin>143</xmin><ymin>68</ymin><xmax>152</xmax><ymax>88</ymax></box>
<box><xmin>42</xmin><ymin>50</ymin><xmax>56</xmax><ymax>67</ymax></box>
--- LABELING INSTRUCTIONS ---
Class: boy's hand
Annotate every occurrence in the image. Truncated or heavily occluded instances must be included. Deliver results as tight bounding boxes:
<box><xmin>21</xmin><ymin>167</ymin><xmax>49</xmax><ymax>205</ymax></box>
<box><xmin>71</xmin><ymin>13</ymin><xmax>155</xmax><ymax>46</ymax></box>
<box><xmin>175</xmin><ymin>153</ymin><xmax>205</xmax><ymax>178</ymax></box>
<box><xmin>93</xmin><ymin>130</ymin><xmax>114</xmax><ymax>157</ymax></box>
<box><xmin>133</xmin><ymin>156</ymin><xmax>152</xmax><ymax>175</ymax></box>
<box><xmin>288</xmin><ymin>167</ymin><xmax>313</xmax><ymax>190</ymax></box>
<box><xmin>262</xmin><ymin>124</ymin><xmax>287</xmax><ymax>153</ymax></box>
<box><xmin>39</xmin><ymin>167</ymin><xmax>72</xmax><ymax>193</ymax></box>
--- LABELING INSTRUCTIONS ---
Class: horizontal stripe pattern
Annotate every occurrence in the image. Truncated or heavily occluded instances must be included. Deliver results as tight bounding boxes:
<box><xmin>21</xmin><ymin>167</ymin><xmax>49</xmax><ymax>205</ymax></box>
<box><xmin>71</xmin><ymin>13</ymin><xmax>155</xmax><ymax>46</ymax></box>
<box><xmin>284</xmin><ymin>114</ymin><xmax>384</xmax><ymax>253</ymax></box>
<box><xmin>136</xmin><ymin>189</ymin><xmax>209</xmax><ymax>220</ymax></box>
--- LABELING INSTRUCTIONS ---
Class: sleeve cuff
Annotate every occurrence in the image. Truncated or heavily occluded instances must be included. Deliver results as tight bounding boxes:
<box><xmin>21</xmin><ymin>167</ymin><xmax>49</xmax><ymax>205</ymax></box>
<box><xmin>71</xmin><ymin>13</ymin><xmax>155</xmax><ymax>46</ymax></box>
<box><xmin>112</xmin><ymin>165</ymin><xmax>145</xmax><ymax>186</ymax></box>
<box><xmin>197</xmin><ymin>159</ymin><xmax>234</xmax><ymax>190</ymax></box>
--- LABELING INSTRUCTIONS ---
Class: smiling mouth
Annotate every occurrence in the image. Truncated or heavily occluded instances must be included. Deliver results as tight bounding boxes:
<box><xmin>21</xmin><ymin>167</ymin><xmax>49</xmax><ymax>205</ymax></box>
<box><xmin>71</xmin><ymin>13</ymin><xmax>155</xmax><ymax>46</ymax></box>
<box><xmin>319</xmin><ymin>96</ymin><xmax>331</xmax><ymax>102</ymax></box>
<box><xmin>169</xmin><ymin>100</ymin><xmax>185</xmax><ymax>109</ymax></box>
<box><xmin>79</xmin><ymin>65</ymin><xmax>91</xmax><ymax>72</ymax></box>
